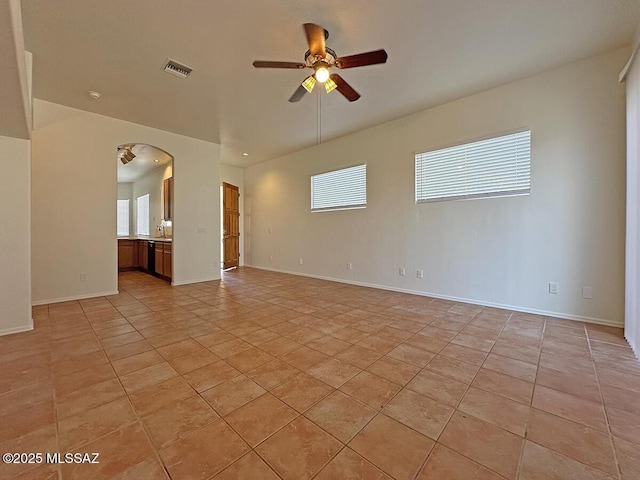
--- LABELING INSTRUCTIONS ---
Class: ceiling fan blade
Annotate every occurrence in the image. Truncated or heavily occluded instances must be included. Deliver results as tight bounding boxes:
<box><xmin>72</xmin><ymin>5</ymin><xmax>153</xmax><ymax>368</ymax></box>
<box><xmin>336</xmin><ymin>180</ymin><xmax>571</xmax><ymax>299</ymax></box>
<box><xmin>288</xmin><ymin>84</ymin><xmax>308</xmax><ymax>102</ymax></box>
<box><xmin>304</xmin><ymin>23</ymin><xmax>327</xmax><ymax>58</ymax></box>
<box><xmin>330</xmin><ymin>74</ymin><xmax>360</xmax><ymax>102</ymax></box>
<box><xmin>335</xmin><ymin>49</ymin><xmax>388</xmax><ymax>69</ymax></box>
<box><xmin>253</xmin><ymin>61</ymin><xmax>305</xmax><ymax>69</ymax></box>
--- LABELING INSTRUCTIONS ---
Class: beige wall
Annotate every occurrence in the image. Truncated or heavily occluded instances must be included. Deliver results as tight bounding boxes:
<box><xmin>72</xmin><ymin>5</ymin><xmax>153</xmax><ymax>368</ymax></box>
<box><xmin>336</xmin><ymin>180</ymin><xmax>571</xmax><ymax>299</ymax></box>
<box><xmin>32</xmin><ymin>100</ymin><xmax>221</xmax><ymax>303</ymax></box>
<box><xmin>625</xmin><ymin>37</ymin><xmax>640</xmax><ymax>356</ymax></box>
<box><xmin>245</xmin><ymin>47</ymin><xmax>628</xmax><ymax>326</ymax></box>
<box><xmin>0</xmin><ymin>135</ymin><xmax>32</xmax><ymax>335</ymax></box>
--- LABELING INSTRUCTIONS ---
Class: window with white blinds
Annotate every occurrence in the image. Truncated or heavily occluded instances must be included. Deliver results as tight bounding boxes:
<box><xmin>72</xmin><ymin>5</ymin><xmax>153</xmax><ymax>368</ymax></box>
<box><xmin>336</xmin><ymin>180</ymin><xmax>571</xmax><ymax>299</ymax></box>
<box><xmin>117</xmin><ymin>199</ymin><xmax>129</xmax><ymax>236</ymax></box>
<box><xmin>311</xmin><ymin>164</ymin><xmax>367</xmax><ymax>212</ymax></box>
<box><xmin>137</xmin><ymin>194</ymin><xmax>150</xmax><ymax>235</ymax></box>
<box><xmin>415</xmin><ymin>130</ymin><xmax>531</xmax><ymax>203</ymax></box>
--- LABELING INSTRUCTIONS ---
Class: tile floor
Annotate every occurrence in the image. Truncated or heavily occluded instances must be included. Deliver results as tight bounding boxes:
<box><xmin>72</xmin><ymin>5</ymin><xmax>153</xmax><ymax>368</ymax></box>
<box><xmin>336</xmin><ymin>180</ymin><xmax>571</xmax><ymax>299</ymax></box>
<box><xmin>1</xmin><ymin>268</ymin><xmax>639</xmax><ymax>480</ymax></box>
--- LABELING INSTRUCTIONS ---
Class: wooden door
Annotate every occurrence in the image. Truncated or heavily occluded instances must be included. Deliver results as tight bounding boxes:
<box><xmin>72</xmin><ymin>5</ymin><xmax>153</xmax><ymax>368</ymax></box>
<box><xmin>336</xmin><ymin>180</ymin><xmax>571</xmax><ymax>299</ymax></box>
<box><xmin>163</xmin><ymin>243</ymin><xmax>172</xmax><ymax>278</ymax></box>
<box><xmin>155</xmin><ymin>243</ymin><xmax>163</xmax><ymax>275</ymax></box>
<box><xmin>222</xmin><ymin>182</ymin><xmax>240</xmax><ymax>269</ymax></box>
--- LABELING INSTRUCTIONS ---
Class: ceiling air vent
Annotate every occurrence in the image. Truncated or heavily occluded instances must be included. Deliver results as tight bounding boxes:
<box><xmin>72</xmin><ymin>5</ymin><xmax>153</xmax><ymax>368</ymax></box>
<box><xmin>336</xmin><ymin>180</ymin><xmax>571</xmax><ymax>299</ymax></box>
<box><xmin>163</xmin><ymin>59</ymin><xmax>193</xmax><ymax>79</ymax></box>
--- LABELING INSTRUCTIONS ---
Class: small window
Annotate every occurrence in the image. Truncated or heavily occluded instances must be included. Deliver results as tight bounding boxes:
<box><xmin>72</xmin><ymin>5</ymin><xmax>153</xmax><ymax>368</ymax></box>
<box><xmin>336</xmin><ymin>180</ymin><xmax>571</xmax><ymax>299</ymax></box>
<box><xmin>117</xmin><ymin>199</ymin><xmax>129</xmax><ymax>236</ymax></box>
<box><xmin>415</xmin><ymin>130</ymin><xmax>531</xmax><ymax>203</ymax></box>
<box><xmin>311</xmin><ymin>164</ymin><xmax>366</xmax><ymax>212</ymax></box>
<box><xmin>137</xmin><ymin>193</ymin><xmax>150</xmax><ymax>235</ymax></box>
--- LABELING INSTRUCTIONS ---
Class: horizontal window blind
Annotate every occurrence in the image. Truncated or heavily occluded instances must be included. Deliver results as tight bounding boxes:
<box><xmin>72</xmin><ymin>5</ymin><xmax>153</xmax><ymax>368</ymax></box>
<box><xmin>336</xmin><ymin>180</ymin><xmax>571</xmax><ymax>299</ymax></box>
<box><xmin>137</xmin><ymin>194</ymin><xmax>150</xmax><ymax>235</ymax></box>
<box><xmin>311</xmin><ymin>164</ymin><xmax>367</xmax><ymax>212</ymax></box>
<box><xmin>117</xmin><ymin>199</ymin><xmax>129</xmax><ymax>236</ymax></box>
<box><xmin>415</xmin><ymin>130</ymin><xmax>531</xmax><ymax>203</ymax></box>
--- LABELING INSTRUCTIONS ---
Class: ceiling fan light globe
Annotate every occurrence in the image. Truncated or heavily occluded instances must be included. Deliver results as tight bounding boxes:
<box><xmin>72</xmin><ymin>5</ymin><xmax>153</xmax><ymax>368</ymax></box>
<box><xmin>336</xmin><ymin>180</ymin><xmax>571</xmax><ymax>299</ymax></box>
<box><xmin>315</xmin><ymin>66</ymin><xmax>330</xmax><ymax>83</ymax></box>
<box><xmin>301</xmin><ymin>75</ymin><xmax>317</xmax><ymax>93</ymax></box>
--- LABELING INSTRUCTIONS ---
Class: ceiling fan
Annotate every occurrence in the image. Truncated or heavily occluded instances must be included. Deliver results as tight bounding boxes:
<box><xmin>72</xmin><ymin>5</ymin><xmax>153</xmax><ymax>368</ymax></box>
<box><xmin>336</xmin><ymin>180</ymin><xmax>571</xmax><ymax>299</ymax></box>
<box><xmin>253</xmin><ymin>23</ymin><xmax>388</xmax><ymax>103</ymax></box>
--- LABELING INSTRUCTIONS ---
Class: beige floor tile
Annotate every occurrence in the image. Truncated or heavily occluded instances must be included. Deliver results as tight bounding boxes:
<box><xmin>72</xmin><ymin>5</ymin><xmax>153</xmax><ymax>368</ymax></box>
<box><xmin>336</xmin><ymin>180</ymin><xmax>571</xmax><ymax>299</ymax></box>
<box><xmin>425</xmin><ymin>355</ymin><xmax>481</xmax><ymax>384</ymax></box>
<box><xmin>526</xmin><ymin>408</ymin><xmax>618</xmax><ymax>476</ymax></box>
<box><xmin>519</xmin><ymin>440</ymin><xmax>613</xmax><ymax>480</ymax></box>
<box><xmin>201</xmin><ymin>374</ymin><xmax>266</xmax><ymax>415</ymax></box>
<box><xmin>307</xmin><ymin>358</ymin><xmax>362</xmax><ymax>388</ymax></box>
<box><xmin>305</xmin><ymin>390</ymin><xmax>376</xmax><ymax>442</ymax></box>
<box><xmin>315</xmin><ymin>448</ymin><xmax>392</xmax><ymax>480</ymax></box>
<box><xmin>57</xmin><ymin>397</ymin><xmax>137</xmax><ymax>450</ymax></box>
<box><xmin>407</xmin><ymin>368</ymin><xmax>469</xmax><ymax>407</ymax></box>
<box><xmin>458</xmin><ymin>386</ymin><xmax>530</xmax><ymax>436</ymax></box>
<box><xmin>383</xmin><ymin>388</ymin><xmax>454</xmax><ymax>440</ymax></box>
<box><xmin>417</xmin><ymin>444</ymin><xmax>503</xmax><ymax>480</ymax></box>
<box><xmin>143</xmin><ymin>395</ymin><xmax>219</xmax><ymax>448</ymax></box>
<box><xmin>256</xmin><ymin>416</ymin><xmax>342</xmax><ymax>480</ymax></box>
<box><xmin>472</xmin><ymin>369</ymin><xmax>534</xmax><ymax>405</ymax></box>
<box><xmin>129</xmin><ymin>376</ymin><xmax>197</xmax><ymax>416</ymax></box>
<box><xmin>160</xmin><ymin>419</ymin><xmax>249</xmax><ymax>480</ymax></box>
<box><xmin>271</xmin><ymin>372</ymin><xmax>334</xmax><ymax>412</ymax></box>
<box><xmin>213</xmin><ymin>451</ymin><xmax>280</xmax><ymax>479</ymax></box>
<box><xmin>439</xmin><ymin>411</ymin><xmax>523</xmax><ymax>479</ymax></box>
<box><xmin>532</xmin><ymin>384</ymin><xmax>607</xmax><ymax>431</ymax></box>
<box><xmin>225</xmin><ymin>393</ymin><xmax>298</xmax><ymax>446</ymax></box>
<box><xmin>340</xmin><ymin>371</ymin><xmax>402</xmax><ymax>409</ymax></box>
<box><xmin>6</xmin><ymin>269</ymin><xmax>637</xmax><ymax>480</ymax></box>
<box><xmin>182</xmin><ymin>360</ymin><xmax>241</xmax><ymax>392</ymax></box>
<box><xmin>349</xmin><ymin>414</ymin><xmax>434</xmax><ymax>480</ymax></box>
<box><xmin>366</xmin><ymin>355</ymin><xmax>420</xmax><ymax>385</ymax></box>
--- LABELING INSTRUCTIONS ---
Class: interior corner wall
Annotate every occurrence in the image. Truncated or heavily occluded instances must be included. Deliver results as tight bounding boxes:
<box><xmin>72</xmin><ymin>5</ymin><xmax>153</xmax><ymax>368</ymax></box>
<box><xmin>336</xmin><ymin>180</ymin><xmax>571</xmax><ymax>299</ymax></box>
<box><xmin>31</xmin><ymin>100</ymin><xmax>221</xmax><ymax>304</ymax></box>
<box><xmin>245</xmin><ymin>47</ymin><xmax>628</xmax><ymax>326</ymax></box>
<box><xmin>220</xmin><ymin>164</ymin><xmax>245</xmax><ymax>266</ymax></box>
<box><xmin>625</xmin><ymin>46</ymin><xmax>640</xmax><ymax>356</ymax></box>
<box><xmin>0</xmin><ymin>135</ymin><xmax>32</xmax><ymax>335</ymax></box>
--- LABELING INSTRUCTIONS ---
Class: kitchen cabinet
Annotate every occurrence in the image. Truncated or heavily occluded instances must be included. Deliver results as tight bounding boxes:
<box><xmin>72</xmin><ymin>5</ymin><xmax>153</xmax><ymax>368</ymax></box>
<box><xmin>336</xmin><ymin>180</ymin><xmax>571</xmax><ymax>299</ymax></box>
<box><xmin>137</xmin><ymin>240</ymin><xmax>148</xmax><ymax>270</ymax></box>
<box><xmin>118</xmin><ymin>240</ymin><xmax>137</xmax><ymax>269</ymax></box>
<box><xmin>154</xmin><ymin>241</ymin><xmax>172</xmax><ymax>280</ymax></box>
<box><xmin>162</xmin><ymin>243</ymin><xmax>172</xmax><ymax>278</ymax></box>
<box><xmin>163</xmin><ymin>177</ymin><xmax>173</xmax><ymax>221</ymax></box>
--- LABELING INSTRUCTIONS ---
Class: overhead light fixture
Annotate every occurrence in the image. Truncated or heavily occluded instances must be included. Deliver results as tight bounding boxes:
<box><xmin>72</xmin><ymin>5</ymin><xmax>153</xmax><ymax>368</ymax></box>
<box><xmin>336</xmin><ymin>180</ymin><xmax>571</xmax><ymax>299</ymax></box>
<box><xmin>324</xmin><ymin>77</ymin><xmax>337</xmax><ymax>93</ymax></box>
<box><xmin>301</xmin><ymin>75</ymin><xmax>317</xmax><ymax>93</ymax></box>
<box><xmin>242</xmin><ymin>152</ymin><xmax>249</xmax><ymax>156</ymax></box>
<box><xmin>153</xmin><ymin>159</ymin><xmax>160</xmax><ymax>163</ymax></box>
<box><xmin>88</xmin><ymin>90</ymin><xmax>101</xmax><ymax>100</ymax></box>
<box><xmin>314</xmin><ymin>63</ymin><xmax>330</xmax><ymax>83</ymax></box>
<box><xmin>119</xmin><ymin>148</ymin><xmax>135</xmax><ymax>164</ymax></box>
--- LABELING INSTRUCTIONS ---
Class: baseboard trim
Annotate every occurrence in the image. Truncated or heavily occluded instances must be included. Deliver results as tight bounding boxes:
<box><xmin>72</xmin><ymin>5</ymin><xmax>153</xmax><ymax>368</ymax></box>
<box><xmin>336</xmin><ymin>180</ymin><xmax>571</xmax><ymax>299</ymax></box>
<box><xmin>246</xmin><ymin>265</ymin><xmax>623</xmax><ymax>328</ymax></box>
<box><xmin>32</xmin><ymin>290</ymin><xmax>119</xmax><ymax>306</ymax></box>
<box><xmin>0</xmin><ymin>322</ymin><xmax>34</xmax><ymax>337</ymax></box>
<box><xmin>172</xmin><ymin>276</ymin><xmax>221</xmax><ymax>286</ymax></box>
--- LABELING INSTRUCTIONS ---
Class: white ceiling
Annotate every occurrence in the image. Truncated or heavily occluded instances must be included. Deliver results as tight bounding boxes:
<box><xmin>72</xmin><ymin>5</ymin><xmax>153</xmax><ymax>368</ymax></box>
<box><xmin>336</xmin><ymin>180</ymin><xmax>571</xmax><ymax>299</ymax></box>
<box><xmin>20</xmin><ymin>0</ymin><xmax>640</xmax><ymax>167</ymax></box>
<box><xmin>117</xmin><ymin>143</ymin><xmax>173</xmax><ymax>183</ymax></box>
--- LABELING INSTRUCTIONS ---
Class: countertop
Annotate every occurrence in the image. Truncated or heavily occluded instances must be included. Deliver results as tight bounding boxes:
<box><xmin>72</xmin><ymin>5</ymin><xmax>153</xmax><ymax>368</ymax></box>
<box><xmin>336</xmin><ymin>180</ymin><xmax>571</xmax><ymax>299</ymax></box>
<box><xmin>118</xmin><ymin>236</ymin><xmax>172</xmax><ymax>243</ymax></box>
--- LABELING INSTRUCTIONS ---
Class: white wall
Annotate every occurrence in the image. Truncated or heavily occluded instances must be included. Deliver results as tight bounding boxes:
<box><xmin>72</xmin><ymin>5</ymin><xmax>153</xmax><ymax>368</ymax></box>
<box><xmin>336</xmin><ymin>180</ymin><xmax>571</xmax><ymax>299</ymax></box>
<box><xmin>220</xmin><ymin>164</ymin><xmax>245</xmax><ymax>266</ymax></box>
<box><xmin>32</xmin><ymin>100</ymin><xmax>221</xmax><ymax>304</ymax></box>
<box><xmin>0</xmin><ymin>135</ymin><xmax>32</xmax><ymax>335</ymax></box>
<box><xmin>624</xmin><ymin>39</ymin><xmax>640</xmax><ymax>356</ymax></box>
<box><xmin>245</xmin><ymin>47</ymin><xmax>628</xmax><ymax>326</ymax></box>
<box><xmin>131</xmin><ymin>163</ymin><xmax>171</xmax><ymax>236</ymax></box>
<box><xmin>117</xmin><ymin>182</ymin><xmax>133</xmax><ymax>235</ymax></box>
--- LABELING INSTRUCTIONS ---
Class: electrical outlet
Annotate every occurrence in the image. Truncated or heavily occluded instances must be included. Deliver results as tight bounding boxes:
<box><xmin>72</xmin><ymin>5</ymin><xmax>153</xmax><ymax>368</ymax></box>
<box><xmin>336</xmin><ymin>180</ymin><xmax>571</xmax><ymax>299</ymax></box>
<box><xmin>347</xmin><ymin>262</ymin><xmax>352</xmax><ymax>270</ymax></box>
<box><xmin>299</xmin><ymin>258</ymin><xmax>304</xmax><ymax>265</ymax></box>
<box><xmin>582</xmin><ymin>286</ymin><xmax>593</xmax><ymax>299</ymax></box>
<box><xmin>79</xmin><ymin>273</ymin><xmax>87</xmax><ymax>281</ymax></box>
<box><xmin>399</xmin><ymin>267</ymin><xmax>406</xmax><ymax>276</ymax></box>
<box><xmin>416</xmin><ymin>269</ymin><xmax>423</xmax><ymax>279</ymax></box>
<box><xmin>269</xmin><ymin>255</ymin><xmax>273</xmax><ymax>261</ymax></box>
<box><xmin>268</xmin><ymin>227</ymin><xmax>272</xmax><ymax>233</ymax></box>
<box><xmin>549</xmin><ymin>282</ymin><xmax>559</xmax><ymax>294</ymax></box>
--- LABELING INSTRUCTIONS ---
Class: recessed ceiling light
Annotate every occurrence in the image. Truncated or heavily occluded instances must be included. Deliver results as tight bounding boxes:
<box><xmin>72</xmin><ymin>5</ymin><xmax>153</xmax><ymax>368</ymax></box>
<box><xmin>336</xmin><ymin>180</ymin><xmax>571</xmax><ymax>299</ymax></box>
<box><xmin>88</xmin><ymin>90</ymin><xmax>101</xmax><ymax>100</ymax></box>
<box><xmin>242</xmin><ymin>152</ymin><xmax>249</xmax><ymax>156</ymax></box>
<box><xmin>154</xmin><ymin>159</ymin><xmax>160</xmax><ymax>163</ymax></box>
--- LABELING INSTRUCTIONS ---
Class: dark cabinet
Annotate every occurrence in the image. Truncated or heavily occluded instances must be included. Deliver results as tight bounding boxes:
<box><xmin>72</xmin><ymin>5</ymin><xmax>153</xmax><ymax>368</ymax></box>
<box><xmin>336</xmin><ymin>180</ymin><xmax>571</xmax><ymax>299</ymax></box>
<box><xmin>163</xmin><ymin>177</ymin><xmax>173</xmax><ymax>221</ymax></box>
